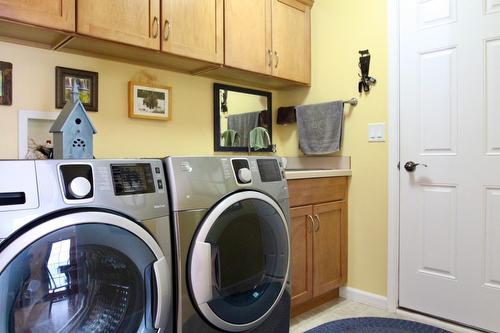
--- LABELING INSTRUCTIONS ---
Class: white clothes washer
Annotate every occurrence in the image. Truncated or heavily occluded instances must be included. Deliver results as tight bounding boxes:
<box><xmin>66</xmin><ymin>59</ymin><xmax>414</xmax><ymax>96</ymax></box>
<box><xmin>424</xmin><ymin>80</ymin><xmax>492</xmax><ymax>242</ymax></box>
<box><xmin>0</xmin><ymin>159</ymin><xmax>174</xmax><ymax>333</ymax></box>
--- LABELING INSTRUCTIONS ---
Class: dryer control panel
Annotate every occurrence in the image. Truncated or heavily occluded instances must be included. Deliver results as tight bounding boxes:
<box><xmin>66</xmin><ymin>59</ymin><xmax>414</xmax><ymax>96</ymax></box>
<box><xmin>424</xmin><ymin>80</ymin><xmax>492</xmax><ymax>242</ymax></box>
<box><xmin>256</xmin><ymin>159</ymin><xmax>282</xmax><ymax>182</ymax></box>
<box><xmin>231</xmin><ymin>159</ymin><xmax>252</xmax><ymax>185</ymax></box>
<box><xmin>231</xmin><ymin>158</ymin><xmax>283</xmax><ymax>185</ymax></box>
<box><xmin>166</xmin><ymin>156</ymin><xmax>289</xmax><ymax>212</ymax></box>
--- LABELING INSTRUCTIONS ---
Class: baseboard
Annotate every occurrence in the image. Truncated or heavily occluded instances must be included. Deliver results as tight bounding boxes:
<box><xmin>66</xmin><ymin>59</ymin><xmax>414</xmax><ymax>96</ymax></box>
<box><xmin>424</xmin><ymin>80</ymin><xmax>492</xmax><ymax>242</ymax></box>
<box><xmin>396</xmin><ymin>309</ymin><xmax>482</xmax><ymax>333</ymax></box>
<box><xmin>339</xmin><ymin>288</ymin><xmax>482</xmax><ymax>332</ymax></box>
<box><xmin>339</xmin><ymin>287</ymin><xmax>388</xmax><ymax>310</ymax></box>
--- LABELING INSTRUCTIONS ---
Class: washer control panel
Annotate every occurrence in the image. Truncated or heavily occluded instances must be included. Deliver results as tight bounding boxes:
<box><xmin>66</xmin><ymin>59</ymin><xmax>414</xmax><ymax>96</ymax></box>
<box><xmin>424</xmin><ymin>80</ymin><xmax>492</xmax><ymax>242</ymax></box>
<box><xmin>111</xmin><ymin>163</ymin><xmax>157</xmax><ymax>196</ymax></box>
<box><xmin>59</xmin><ymin>164</ymin><xmax>94</xmax><ymax>201</ymax></box>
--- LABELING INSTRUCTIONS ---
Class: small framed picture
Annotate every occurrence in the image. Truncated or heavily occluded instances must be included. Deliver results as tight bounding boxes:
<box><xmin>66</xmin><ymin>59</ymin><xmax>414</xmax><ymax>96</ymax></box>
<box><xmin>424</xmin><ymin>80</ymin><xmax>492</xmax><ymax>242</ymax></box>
<box><xmin>56</xmin><ymin>66</ymin><xmax>98</xmax><ymax>111</ymax></box>
<box><xmin>0</xmin><ymin>61</ymin><xmax>12</xmax><ymax>105</ymax></box>
<box><xmin>128</xmin><ymin>81</ymin><xmax>171</xmax><ymax>121</ymax></box>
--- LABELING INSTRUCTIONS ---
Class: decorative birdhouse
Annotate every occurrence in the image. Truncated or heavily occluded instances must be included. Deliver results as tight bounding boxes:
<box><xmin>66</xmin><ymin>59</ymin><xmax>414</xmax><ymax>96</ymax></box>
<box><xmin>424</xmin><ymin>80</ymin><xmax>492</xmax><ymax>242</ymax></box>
<box><xmin>50</xmin><ymin>83</ymin><xmax>97</xmax><ymax>159</ymax></box>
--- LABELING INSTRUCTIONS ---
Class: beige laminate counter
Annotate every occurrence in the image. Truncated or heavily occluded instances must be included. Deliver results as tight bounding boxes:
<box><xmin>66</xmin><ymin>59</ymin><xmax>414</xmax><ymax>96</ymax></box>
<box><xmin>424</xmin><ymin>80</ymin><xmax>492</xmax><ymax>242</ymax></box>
<box><xmin>284</xmin><ymin>169</ymin><xmax>352</xmax><ymax>180</ymax></box>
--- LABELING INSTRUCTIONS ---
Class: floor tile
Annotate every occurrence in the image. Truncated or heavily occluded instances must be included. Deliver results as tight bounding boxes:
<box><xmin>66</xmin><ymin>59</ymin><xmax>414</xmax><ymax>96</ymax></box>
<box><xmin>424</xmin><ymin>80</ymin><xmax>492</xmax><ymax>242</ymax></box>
<box><xmin>290</xmin><ymin>298</ymin><xmax>397</xmax><ymax>332</ymax></box>
<box><xmin>290</xmin><ymin>298</ymin><xmax>483</xmax><ymax>333</ymax></box>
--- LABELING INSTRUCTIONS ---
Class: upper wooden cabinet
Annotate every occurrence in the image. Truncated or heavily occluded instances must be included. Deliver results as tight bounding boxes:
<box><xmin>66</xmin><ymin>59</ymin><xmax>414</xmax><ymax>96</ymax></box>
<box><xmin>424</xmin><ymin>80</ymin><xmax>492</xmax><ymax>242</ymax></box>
<box><xmin>77</xmin><ymin>0</ymin><xmax>161</xmax><ymax>50</ymax></box>
<box><xmin>272</xmin><ymin>0</ymin><xmax>311</xmax><ymax>83</ymax></box>
<box><xmin>0</xmin><ymin>0</ymin><xmax>311</xmax><ymax>87</ymax></box>
<box><xmin>224</xmin><ymin>0</ymin><xmax>311</xmax><ymax>84</ymax></box>
<box><xmin>0</xmin><ymin>0</ymin><xmax>75</xmax><ymax>32</ymax></box>
<box><xmin>225</xmin><ymin>0</ymin><xmax>272</xmax><ymax>75</ymax></box>
<box><xmin>162</xmin><ymin>0</ymin><xmax>223</xmax><ymax>64</ymax></box>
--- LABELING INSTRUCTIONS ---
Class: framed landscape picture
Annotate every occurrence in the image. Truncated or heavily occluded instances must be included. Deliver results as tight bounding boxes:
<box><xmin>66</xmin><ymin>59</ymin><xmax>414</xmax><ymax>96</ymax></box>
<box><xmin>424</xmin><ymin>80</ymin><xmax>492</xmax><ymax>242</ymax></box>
<box><xmin>0</xmin><ymin>61</ymin><xmax>12</xmax><ymax>105</ymax></box>
<box><xmin>56</xmin><ymin>66</ymin><xmax>98</xmax><ymax>111</ymax></box>
<box><xmin>128</xmin><ymin>81</ymin><xmax>171</xmax><ymax>121</ymax></box>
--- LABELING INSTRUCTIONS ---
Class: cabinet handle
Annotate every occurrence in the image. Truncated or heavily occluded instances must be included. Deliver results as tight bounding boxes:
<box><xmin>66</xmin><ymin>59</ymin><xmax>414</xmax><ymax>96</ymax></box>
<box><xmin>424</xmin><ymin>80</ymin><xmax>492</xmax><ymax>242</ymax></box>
<box><xmin>306</xmin><ymin>215</ymin><xmax>314</xmax><ymax>233</ymax></box>
<box><xmin>152</xmin><ymin>16</ymin><xmax>159</xmax><ymax>38</ymax></box>
<box><xmin>268</xmin><ymin>49</ymin><xmax>273</xmax><ymax>67</ymax></box>
<box><xmin>313</xmin><ymin>214</ymin><xmax>320</xmax><ymax>232</ymax></box>
<box><xmin>163</xmin><ymin>19</ymin><xmax>171</xmax><ymax>41</ymax></box>
<box><xmin>274</xmin><ymin>51</ymin><xmax>279</xmax><ymax>68</ymax></box>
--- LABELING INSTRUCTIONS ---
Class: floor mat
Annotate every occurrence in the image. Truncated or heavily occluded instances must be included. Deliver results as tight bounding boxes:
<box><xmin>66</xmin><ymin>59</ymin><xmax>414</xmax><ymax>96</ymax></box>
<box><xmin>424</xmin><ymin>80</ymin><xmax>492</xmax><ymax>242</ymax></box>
<box><xmin>305</xmin><ymin>317</ymin><xmax>451</xmax><ymax>333</ymax></box>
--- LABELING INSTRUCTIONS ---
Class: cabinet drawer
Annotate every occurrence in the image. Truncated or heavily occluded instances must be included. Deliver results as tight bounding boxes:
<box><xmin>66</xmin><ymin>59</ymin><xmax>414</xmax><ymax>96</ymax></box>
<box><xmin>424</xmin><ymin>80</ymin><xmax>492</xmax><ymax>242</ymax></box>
<box><xmin>288</xmin><ymin>177</ymin><xmax>347</xmax><ymax>207</ymax></box>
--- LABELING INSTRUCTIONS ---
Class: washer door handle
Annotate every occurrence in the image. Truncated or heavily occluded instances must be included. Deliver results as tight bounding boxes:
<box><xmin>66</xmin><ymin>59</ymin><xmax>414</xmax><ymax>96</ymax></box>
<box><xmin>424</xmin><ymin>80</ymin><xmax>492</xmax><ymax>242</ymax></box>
<box><xmin>152</xmin><ymin>257</ymin><xmax>169</xmax><ymax>329</ymax></box>
<box><xmin>212</xmin><ymin>245</ymin><xmax>222</xmax><ymax>290</ymax></box>
<box><xmin>191</xmin><ymin>241</ymin><xmax>213</xmax><ymax>304</ymax></box>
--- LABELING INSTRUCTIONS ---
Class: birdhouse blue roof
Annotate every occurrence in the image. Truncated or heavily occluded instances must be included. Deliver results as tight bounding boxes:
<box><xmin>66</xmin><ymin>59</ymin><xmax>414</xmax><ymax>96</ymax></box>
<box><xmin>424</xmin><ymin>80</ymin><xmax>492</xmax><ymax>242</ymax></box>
<box><xmin>50</xmin><ymin>83</ymin><xmax>97</xmax><ymax>134</ymax></box>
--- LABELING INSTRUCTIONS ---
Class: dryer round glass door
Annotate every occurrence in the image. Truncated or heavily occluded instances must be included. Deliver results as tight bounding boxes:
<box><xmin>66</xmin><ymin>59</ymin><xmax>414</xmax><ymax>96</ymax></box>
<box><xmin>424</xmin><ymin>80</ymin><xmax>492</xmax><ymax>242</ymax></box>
<box><xmin>188</xmin><ymin>191</ymin><xmax>290</xmax><ymax>332</ymax></box>
<box><xmin>0</xmin><ymin>211</ymin><xmax>171</xmax><ymax>333</ymax></box>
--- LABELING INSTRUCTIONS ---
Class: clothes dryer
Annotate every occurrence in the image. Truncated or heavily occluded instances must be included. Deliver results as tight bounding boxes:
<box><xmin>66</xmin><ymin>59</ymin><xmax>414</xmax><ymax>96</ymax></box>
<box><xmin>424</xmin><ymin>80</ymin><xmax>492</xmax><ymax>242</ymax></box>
<box><xmin>165</xmin><ymin>156</ymin><xmax>290</xmax><ymax>333</ymax></box>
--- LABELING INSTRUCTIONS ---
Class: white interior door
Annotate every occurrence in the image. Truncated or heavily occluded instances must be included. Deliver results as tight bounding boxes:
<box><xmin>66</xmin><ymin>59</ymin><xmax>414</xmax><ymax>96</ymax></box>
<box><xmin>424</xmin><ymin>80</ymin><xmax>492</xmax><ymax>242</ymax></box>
<box><xmin>399</xmin><ymin>1</ymin><xmax>500</xmax><ymax>331</ymax></box>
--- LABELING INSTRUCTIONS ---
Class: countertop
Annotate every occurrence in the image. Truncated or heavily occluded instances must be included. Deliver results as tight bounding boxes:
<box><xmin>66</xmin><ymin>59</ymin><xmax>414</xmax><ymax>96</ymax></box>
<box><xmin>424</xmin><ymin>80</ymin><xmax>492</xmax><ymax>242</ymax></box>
<box><xmin>282</xmin><ymin>156</ymin><xmax>352</xmax><ymax>179</ymax></box>
<box><xmin>284</xmin><ymin>169</ymin><xmax>352</xmax><ymax>180</ymax></box>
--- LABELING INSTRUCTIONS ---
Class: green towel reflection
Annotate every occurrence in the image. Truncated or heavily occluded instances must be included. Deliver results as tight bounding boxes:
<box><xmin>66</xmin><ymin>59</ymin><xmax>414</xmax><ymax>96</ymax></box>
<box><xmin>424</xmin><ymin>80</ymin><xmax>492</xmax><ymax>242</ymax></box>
<box><xmin>249</xmin><ymin>127</ymin><xmax>271</xmax><ymax>150</ymax></box>
<box><xmin>221</xmin><ymin>130</ymin><xmax>240</xmax><ymax>147</ymax></box>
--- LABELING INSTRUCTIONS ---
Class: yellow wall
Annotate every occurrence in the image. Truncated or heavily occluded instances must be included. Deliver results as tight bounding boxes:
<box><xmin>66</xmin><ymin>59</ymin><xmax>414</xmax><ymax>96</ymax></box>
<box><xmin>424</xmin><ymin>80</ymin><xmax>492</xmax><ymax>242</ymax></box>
<box><xmin>0</xmin><ymin>0</ymin><xmax>389</xmax><ymax>296</ymax></box>
<box><xmin>276</xmin><ymin>0</ymin><xmax>389</xmax><ymax>296</ymax></box>
<box><xmin>0</xmin><ymin>41</ymin><xmax>224</xmax><ymax>159</ymax></box>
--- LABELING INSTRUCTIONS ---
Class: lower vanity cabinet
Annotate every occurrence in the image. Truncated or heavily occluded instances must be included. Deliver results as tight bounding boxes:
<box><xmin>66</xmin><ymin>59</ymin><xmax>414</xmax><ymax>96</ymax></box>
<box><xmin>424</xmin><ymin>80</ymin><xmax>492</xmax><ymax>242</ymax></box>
<box><xmin>290</xmin><ymin>205</ymin><xmax>314</xmax><ymax>305</ymax></box>
<box><xmin>312</xmin><ymin>201</ymin><xmax>347</xmax><ymax>295</ymax></box>
<box><xmin>288</xmin><ymin>177</ymin><xmax>348</xmax><ymax>316</ymax></box>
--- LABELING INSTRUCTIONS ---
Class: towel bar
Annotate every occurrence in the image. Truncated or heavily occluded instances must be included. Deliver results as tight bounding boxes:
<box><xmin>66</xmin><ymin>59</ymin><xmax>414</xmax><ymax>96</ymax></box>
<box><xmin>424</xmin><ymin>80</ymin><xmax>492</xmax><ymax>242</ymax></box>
<box><xmin>343</xmin><ymin>98</ymin><xmax>358</xmax><ymax>106</ymax></box>
<box><xmin>277</xmin><ymin>99</ymin><xmax>358</xmax><ymax>125</ymax></box>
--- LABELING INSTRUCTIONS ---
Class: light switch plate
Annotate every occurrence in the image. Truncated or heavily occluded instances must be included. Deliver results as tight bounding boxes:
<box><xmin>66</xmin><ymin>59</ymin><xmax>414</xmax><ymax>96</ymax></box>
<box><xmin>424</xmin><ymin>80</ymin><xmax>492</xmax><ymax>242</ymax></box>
<box><xmin>368</xmin><ymin>123</ymin><xmax>385</xmax><ymax>142</ymax></box>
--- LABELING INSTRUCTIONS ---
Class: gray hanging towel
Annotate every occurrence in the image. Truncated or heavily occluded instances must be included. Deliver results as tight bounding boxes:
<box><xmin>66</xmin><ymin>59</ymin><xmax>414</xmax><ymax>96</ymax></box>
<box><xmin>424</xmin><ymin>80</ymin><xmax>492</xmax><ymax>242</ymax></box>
<box><xmin>227</xmin><ymin>111</ymin><xmax>260</xmax><ymax>147</ymax></box>
<box><xmin>296</xmin><ymin>101</ymin><xmax>344</xmax><ymax>155</ymax></box>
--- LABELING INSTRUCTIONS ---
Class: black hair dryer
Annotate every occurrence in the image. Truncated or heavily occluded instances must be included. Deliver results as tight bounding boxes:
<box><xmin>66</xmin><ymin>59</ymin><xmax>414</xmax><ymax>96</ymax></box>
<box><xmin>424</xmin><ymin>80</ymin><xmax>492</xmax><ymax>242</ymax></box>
<box><xmin>358</xmin><ymin>50</ymin><xmax>377</xmax><ymax>93</ymax></box>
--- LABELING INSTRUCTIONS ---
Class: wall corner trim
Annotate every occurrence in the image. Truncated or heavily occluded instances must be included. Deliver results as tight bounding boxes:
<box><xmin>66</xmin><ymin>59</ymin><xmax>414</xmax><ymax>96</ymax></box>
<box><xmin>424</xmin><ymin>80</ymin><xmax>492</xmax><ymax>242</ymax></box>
<box><xmin>339</xmin><ymin>287</ymin><xmax>389</xmax><ymax>311</ymax></box>
<box><xmin>387</xmin><ymin>0</ymin><xmax>401</xmax><ymax>314</ymax></box>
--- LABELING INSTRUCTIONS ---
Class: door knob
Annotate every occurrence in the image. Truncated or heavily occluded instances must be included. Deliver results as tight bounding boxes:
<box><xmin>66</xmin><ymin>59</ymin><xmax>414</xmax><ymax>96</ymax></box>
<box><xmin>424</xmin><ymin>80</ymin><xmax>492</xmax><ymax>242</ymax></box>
<box><xmin>404</xmin><ymin>161</ymin><xmax>428</xmax><ymax>172</ymax></box>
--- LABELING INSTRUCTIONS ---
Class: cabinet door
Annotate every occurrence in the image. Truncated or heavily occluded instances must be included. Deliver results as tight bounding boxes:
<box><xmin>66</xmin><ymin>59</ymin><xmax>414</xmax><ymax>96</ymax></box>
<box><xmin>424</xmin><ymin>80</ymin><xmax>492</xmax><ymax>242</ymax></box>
<box><xmin>162</xmin><ymin>0</ymin><xmax>223</xmax><ymax>64</ymax></box>
<box><xmin>290</xmin><ymin>205</ymin><xmax>314</xmax><ymax>306</ymax></box>
<box><xmin>225</xmin><ymin>0</ymin><xmax>272</xmax><ymax>75</ymax></box>
<box><xmin>77</xmin><ymin>0</ymin><xmax>160</xmax><ymax>50</ymax></box>
<box><xmin>271</xmin><ymin>0</ymin><xmax>311</xmax><ymax>83</ymax></box>
<box><xmin>0</xmin><ymin>0</ymin><xmax>75</xmax><ymax>31</ymax></box>
<box><xmin>312</xmin><ymin>201</ymin><xmax>347</xmax><ymax>297</ymax></box>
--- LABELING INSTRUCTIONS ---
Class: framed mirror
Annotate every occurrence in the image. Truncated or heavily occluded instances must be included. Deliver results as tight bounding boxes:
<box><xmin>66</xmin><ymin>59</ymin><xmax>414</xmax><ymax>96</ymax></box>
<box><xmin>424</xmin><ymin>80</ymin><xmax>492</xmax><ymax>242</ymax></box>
<box><xmin>214</xmin><ymin>83</ymin><xmax>273</xmax><ymax>152</ymax></box>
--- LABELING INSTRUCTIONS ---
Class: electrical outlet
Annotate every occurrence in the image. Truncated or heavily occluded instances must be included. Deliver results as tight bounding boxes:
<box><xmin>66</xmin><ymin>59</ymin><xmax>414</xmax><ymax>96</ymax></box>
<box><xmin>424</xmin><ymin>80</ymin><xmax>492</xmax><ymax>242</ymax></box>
<box><xmin>368</xmin><ymin>123</ymin><xmax>385</xmax><ymax>142</ymax></box>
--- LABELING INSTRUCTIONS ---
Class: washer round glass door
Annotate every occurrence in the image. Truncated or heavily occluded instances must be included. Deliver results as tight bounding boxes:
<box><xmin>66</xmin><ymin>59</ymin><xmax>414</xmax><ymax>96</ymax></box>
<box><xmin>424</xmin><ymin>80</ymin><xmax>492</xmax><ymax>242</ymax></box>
<box><xmin>0</xmin><ymin>210</ymin><xmax>170</xmax><ymax>333</ymax></box>
<box><xmin>188</xmin><ymin>191</ymin><xmax>290</xmax><ymax>332</ymax></box>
